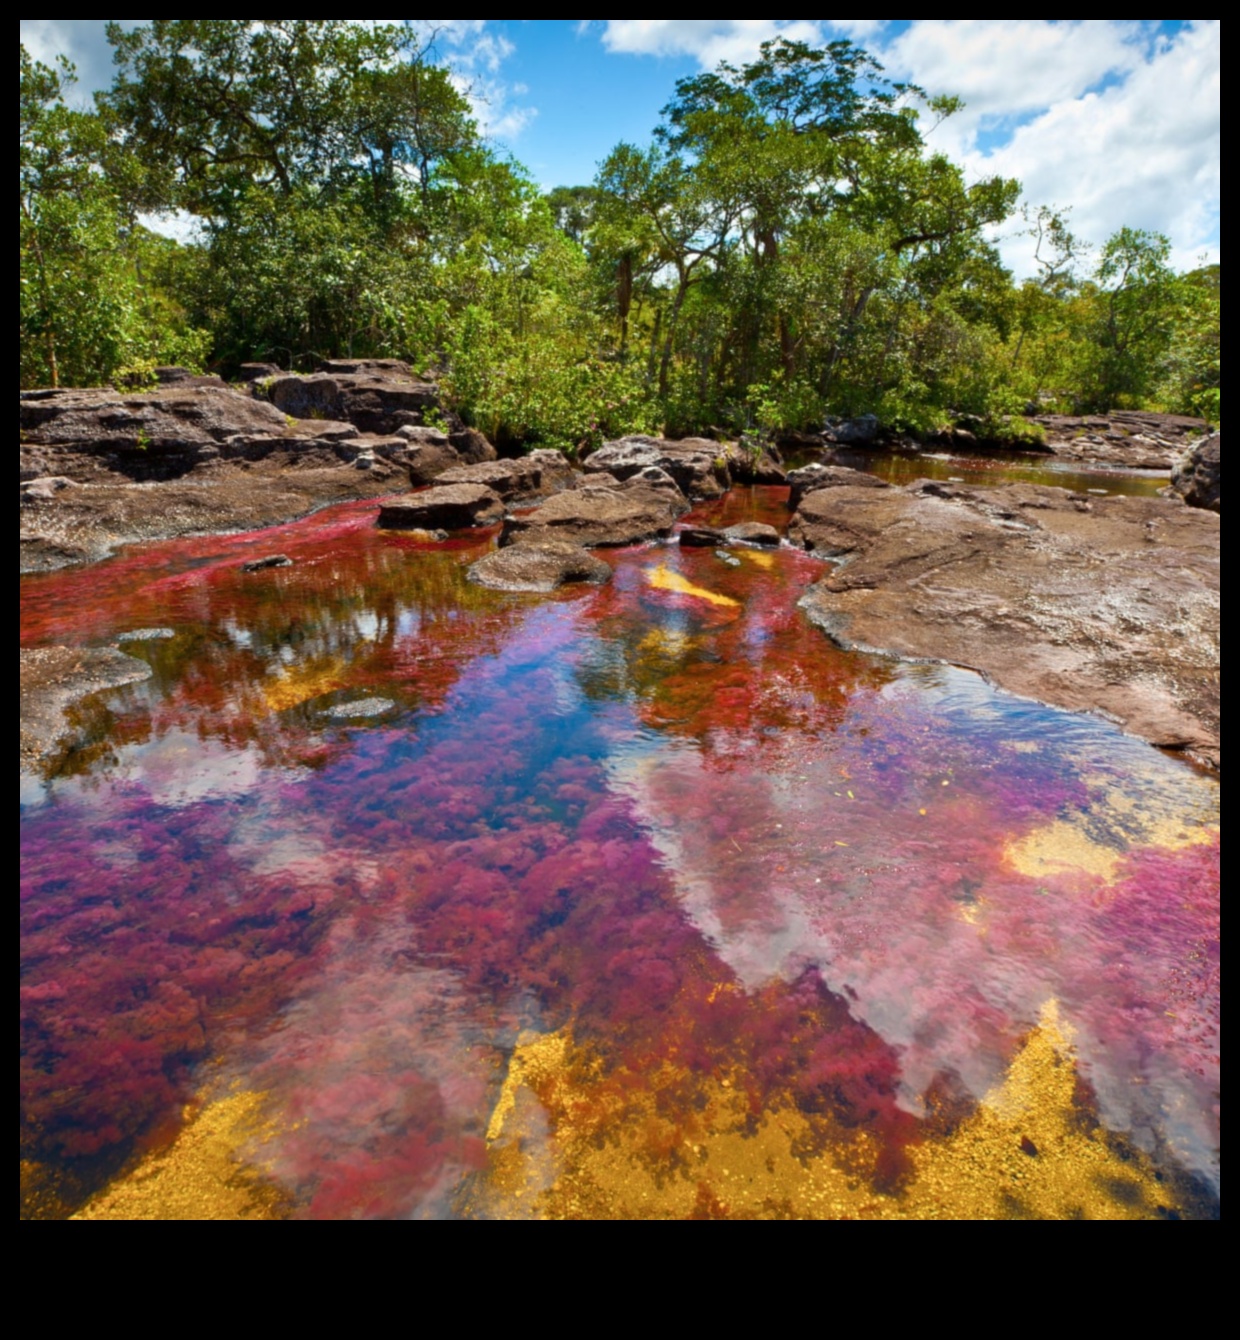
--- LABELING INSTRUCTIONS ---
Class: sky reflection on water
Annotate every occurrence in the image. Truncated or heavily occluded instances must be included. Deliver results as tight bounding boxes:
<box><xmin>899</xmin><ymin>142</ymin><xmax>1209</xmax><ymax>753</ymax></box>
<box><xmin>20</xmin><ymin>488</ymin><xmax>1218</xmax><ymax>1218</ymax></box>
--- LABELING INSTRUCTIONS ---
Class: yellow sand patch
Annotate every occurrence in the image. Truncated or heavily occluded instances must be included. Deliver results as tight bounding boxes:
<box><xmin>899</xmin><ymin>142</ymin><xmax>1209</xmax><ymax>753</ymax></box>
<box><xmin>463</xmin><ymin>998</ymin><xmax>1173</xmax><ymax>1220</ymax></box>
<box><xmin>73</xmin><ymin>1090</ymin><xmax>289</xmax><ymax>1221</ymax></box>
<box><xmin>736</xmin><ymin>549</ymin><xmax>776</xmax><ymax>569</ymax></box>
<box><xmin>646</xmin><ymin>564</ymin><xmax>739</xmax><ymax>608</ymax></box>
<box><xmin>1005</xmin><ymin>808</ymin><xmax>1217</xmax><ymax>884</ymax></box>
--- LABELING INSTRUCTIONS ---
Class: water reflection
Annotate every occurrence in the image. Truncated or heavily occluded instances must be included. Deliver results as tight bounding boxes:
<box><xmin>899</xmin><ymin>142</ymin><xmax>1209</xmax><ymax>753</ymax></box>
<box><xmin>20</xmin><ymin>489</ymin><xmax>1219</xmax><ymax>1218</ymax></box>
<box><xmin>831</xmin><ymin>447</ymin><xmax>1169</xmax><ymax>497</ymax></box>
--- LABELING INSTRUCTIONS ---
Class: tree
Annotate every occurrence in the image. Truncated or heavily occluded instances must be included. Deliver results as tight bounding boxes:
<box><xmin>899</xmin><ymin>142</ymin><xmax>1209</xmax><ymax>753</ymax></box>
<box><xmin>20</xmin><ymin>44</ymin><xmax>206</xmax><ymax>387</ymax></box>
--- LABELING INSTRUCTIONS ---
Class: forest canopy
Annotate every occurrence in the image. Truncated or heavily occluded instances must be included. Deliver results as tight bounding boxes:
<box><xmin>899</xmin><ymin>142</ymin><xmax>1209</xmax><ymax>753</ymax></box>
<box><xmin>19</xmin><ymin>21</ymin><xmax>1220</xmax><ymax>447</ymax></box>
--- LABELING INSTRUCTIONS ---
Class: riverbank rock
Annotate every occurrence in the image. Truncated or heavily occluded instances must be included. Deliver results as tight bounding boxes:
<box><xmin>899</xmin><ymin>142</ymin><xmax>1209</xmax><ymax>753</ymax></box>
<box><xmin>20</xmin><ymin>646</ymin><xmax>152</xmax><ymax>775</ymax></box>
<box><xmin>586</xmin><ymin>436</ymin><xmax>731</xmax><ymax>498</ymax></box>
<box><xmin>1029</xmin><ymin>411</ymin><xmax>1211</xmax><ymax>469</ymax></box>
<box><xmin>501</xmin><ymin>477</ymin><xmax>689</xmax><ymax>548</ymax></box>
<box><xmin>265</xmin><ymin>361</ymin><xmax>440</xmax><ymax>435</ymax></box>
<box><xmin>824</xmin><ymin>413</ymin><xmax>880</xmax><ymax>445</ymax></box>
<box><xmin>20</xmin><ymin>385</ymin><xmax>296</xmax><ymax>480</ymax></box>
<box><xmin>1170</xmin><ymin>432</ymin><xmax>1220</xmax><ymax>512</ymax></box>
<box><xmin>722</xmin><ymin>522</ymin><xmax>781</xmax><ymax>547</ymax></box>
<box><xmin>17</xmin><ymin>380</ymin><xmax>486</xmax><ymax>570</ymax></box>
<box><xmin>793</xmin><ymin>480</ymin><xmax>1220</xmax><ymax>768</ymax></box>
<box><xmin>436</xmin><ymin>450</ymin><xmax>575</xmax><ymax>503</ymax></box>
<box><xmin>377</xmin><ymin>483</ymin><xmax>504</xmax><ymax>531</ymax></box>
<box><xmin>786</xmin><ymin>462</ymin><xmax>889</xmax><ymax>510</ymax></box>
<box><xmin>467</xmin><ymin>539</ymin><xmax>612</xmax><ymax>592</ymax></box>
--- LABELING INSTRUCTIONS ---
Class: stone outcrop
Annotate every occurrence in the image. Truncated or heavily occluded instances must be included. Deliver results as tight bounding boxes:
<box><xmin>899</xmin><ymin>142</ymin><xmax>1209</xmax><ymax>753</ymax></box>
<box><xmin>1170</xmin><ymin>432</ymin><xmax>1220</xmax><ymax>511</ymax></box>
<box><xmin>21</xmin><ymin>385</ymin><xmax>297</xmax><ymax>480</ymax></box>
<box><xmin>1028</xmin><ymin>411</ymin><xmax>1211</xmax><ymax>469</ymax></box>
<box><xmin>466</xmin><ymin>539</ymin><xmax>612</xmax><ymax>592</ymax></box>
<box><xmin>265</xmin><ymin>362</ymin><xmax>440</xmax><ymax>435</ymax></box>
<box><xmin>584</xmin><ymin>435</ymin><xmax>785</xmax><ymax>497</ymax></box>
<box><xmin>824</xmin><ymin>413</ymin><xmax>881</xmax><ymax>445</ymax></box>
<box><xmin>786</xmin><ymin>462</ymin><xmax>889</xmax><ymax>510</ymax></box>
<box><xmin>377</xmin><ymin>483</ymin><xmax>504</xmax><ymax>531</ymax></box>
<box><xmin>436</xmin><ymin>450</ymin><xmax>575</xmax><ymax>503</ymax></box>
<box><xmin>17</xmin><ymin>379</ymin><xmax>496</xmax><ymax>569</ymax></box>
<box><xmin>501</xmin><ymin>477</ymin><xmax>689</xmax><ymax>548</ymax></box>
<box><xmin>585</xmin><ymin>436</ymin><xmax>731</xmax><ymax>498</ymax></box>
<box><xmin>792</xmin><ymin>480</ymin><xmax>1220</xmax><ymax>767</ymax></box>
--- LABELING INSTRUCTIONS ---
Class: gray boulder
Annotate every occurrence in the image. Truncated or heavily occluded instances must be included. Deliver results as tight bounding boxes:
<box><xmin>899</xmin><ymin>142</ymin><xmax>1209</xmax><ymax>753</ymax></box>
<box><xmin>585</xmin><ymin>436</ymin><xmax>731</xmax><ymax>498</ymax></box>
<box><xmin>824</xmin><ymin>413</ymin><xmax>881</xmax><ymax>445</ymax></box>
<box><xmin>787</xmin><ymin>462</ymin><xmax>889</xmax><ymax>510</ymax></box>
<box><xmin>467</xmin><ymin>539</ymin><xmax>611</xmax><ymax>592</ymax></box>
<box><xmin>377</xmin><ymin>483</ymin><xmax>505</xmax><ymax>531</ymax></box>
<box><xmin>501</xmin><ymin>478</ymin><xmax>688</xmax><ymax>548</ymax></box>
<box><xmin>1170</xmin><ymin>432</ymin><xmax>1220</xmax><ymax>512</ymax></box>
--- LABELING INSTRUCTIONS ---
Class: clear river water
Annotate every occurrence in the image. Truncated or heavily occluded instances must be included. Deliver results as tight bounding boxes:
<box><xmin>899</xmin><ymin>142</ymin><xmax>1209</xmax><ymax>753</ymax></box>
<box><xmin>20</xmin><ymin>465</ymin><xmax>1219</xmax><ymax>1219</ymax></box>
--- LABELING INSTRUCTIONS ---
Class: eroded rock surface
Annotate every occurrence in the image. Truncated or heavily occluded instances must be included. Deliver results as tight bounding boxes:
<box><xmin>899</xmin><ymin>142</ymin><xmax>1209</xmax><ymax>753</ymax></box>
<box><xmin>266</xmin><ymin>363</ymin><xmax>439</xmax><ymax>435</ymax></box>
<box><xmin>793</xmin><ymin>481</ymin><xmax>1220</xmax><ymax>767</ymax></box>
<box><xmin>17</xmin><ymin>380</ymin><xmax>492</xmax><ymax>570</ymax></box>
<box><xmin>502</xmin><ymin>478</ymin><xmax>689</xmax><ymax>548</ymax></box>
<box><xmin>1031</xmin><ymin>411</ymin><xmax>1211</xmax><ymax>469</ymax></box>
<box><xmin>436</xmin><ymin>450</ymin><xmax>575</xmax><ymax>503</ymax></box>
<box><xmin>377</xmin><ymin>483</ymin><xmax>504</xmax><ymax>531</ymax></box>
<box><xmin>1170</xmin><ymin>432</ymin><xmax>1220</xmax><ymax>512</ymax></box>
<box><xmin>467</xmin><ymin>539</ymin><xmax>611</xmax><ymax>592</ymax></box>
<box><xmin>786</xmin><ymin>462</ymin><xmax>888</xmax><ymax>510</ymax></box>
<box><xmin>20</xmin><ymin>646</ymin><xmax>152</xmax><ymax>775</ymax></box>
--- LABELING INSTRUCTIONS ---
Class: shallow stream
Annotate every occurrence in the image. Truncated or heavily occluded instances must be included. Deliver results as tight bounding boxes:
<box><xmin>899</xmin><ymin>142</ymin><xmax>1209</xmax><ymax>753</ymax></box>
<box><xmin>20</xmin><ymin>484</ymin><xmax>1219</xmax><ymax>1218</ymax></box>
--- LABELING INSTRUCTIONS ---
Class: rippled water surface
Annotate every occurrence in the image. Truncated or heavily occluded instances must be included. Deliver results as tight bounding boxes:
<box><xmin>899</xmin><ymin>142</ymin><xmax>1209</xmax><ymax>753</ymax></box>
<box><xmin>20</xmin><ymin>487</ymin><xmax>1219</xmax><ymax>1218</ymax></box>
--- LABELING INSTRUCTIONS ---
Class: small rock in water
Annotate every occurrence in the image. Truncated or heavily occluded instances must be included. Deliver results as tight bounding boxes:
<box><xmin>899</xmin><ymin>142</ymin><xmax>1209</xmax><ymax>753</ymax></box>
<box><xmin>324</xmin><ymin>697</ymin><xmax>397</xmax><ymax>720</ymax></box>
<box><xmin>722</xmin><ymin>521</ymin><xmax>780</xmax><ymax>547</ymax></box>
<box><xmin>1087</xmin><ymin>488</ymin><xmax>1109</xmax><ymax>495</ymax></box>
<box><xmin>714</xmin><ymin>549</ymin><xmax>742</xmax><ymax>567</ymax></box>
<box><xmin>678</xmin><ymin>525</ymin><xmax>727</xmax><ymax>547</ymax></box>
<box><xmin>241</xmin><ymin>554</ymin><xmax>294</xmax><ymax>572</ymax></box>
<box><xmin>116</xmin><ymin>627</ymin><xmax>176</xmax><ymax>642</ymax></box>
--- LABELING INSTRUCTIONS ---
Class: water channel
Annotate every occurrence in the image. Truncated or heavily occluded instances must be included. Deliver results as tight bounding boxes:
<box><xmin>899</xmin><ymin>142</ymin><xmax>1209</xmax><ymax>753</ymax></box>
<box><xmin>20</xmin><ymin>462</ymin><xmax>1219</xmax><ymax>1218</ymax></box>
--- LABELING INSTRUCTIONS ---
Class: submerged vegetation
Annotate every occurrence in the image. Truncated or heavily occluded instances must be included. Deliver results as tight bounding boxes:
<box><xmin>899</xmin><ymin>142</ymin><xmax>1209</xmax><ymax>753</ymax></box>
<box><xmin>20</xmin><ymin>22</ymin><xmax>1220</xmax><ymax>444</ymax></box>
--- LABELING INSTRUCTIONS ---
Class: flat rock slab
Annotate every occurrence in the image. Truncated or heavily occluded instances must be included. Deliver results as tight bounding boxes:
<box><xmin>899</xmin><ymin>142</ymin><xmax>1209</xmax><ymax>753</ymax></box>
<box><xmin>793</xmin><ymin>481</ymin><xmax>1220</xmax><ymax>767</ymax></box>
<box><xmin>501</xmin><ymin>481</ymin><xmax>688</xmax><ymax>548</ymax></box>
<box><xmin>467</xmin><ymin>540</ymin><xmax>612</xmax><ymax>592</ymax></box>
<box><xmin>20</xmin><ymin>645</ymin><xmax>152</xmax><ymax>773</ymax></box>
<box><xmin>1031</xmin><ymin>411</ymin><xmax>1211</xmax><ymax>469</ymax></box>
<box><xmin>377</xmin><ymin>483</ymin><xmax>504</xmax><ymax>531</ymax></box>
<box><xmin>436</xmin><ymin>450</ymin><xmax>575</xmax><ymax>502</ymax></box>
<box><xmin>787</xmin><ymin>462</ymin><xmax>889</xmax><ymax>510</ymax></box>
<box><xmin>20</xmin><ymin>461</ymin><xmax>406</xmax><ymax>573</ymax></box>
<box><xmin>722</xmin><ymin>522</ymin><xmax>781</xmax><ymax>547</ymax></box>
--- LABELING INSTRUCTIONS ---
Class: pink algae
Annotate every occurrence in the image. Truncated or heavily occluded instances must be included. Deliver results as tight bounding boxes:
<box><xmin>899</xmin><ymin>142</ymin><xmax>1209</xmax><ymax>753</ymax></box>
<box><xmin>19</xmin><ymin>488</ymin><xmax>1220</xmax><ymax>1215</ymax></box>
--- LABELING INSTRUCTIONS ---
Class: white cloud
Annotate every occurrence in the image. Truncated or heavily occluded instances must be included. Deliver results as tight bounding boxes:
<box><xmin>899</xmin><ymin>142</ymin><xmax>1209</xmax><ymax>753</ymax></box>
<box><xmin>934</xmin><ymin>21</ymin><xmax>1220</xmax><ymax>275</ymax></box>
<box><xmin>19</xmin><ymin>19</ymin><xmax>139</xmax><ymax>105</ymax></box>
<box><xmin>596</xmin><ymin>19</ymin><xmax>827</xmax><ymax>67</ymax></box>
<box><xmin>590</xmin><ymin>19</ymin><xmax>1220</xmax><ymax>278</ymax></box>
<box><xmin>411</xmin><ymin>19</ymin><xmax>536</xmax><ymax>141</ymax></box>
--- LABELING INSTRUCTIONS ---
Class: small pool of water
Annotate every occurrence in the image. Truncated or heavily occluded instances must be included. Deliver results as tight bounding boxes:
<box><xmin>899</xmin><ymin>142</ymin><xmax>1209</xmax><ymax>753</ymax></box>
<box><xmin>829</xmin><ymin>448</ymin><xmax>1170</xmax><ymax>497</ymax></box>
<box><xmin>20</xmin><ymin>488</ymin><xmax>1219</xmax><ymax>1218</ymax></box>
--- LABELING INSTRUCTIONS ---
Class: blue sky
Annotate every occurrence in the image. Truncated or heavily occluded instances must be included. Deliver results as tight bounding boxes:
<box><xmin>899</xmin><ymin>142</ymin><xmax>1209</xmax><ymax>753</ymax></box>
<box><xmin>20</xmin><ymin>19</ymin><xmax>1219</xmax><ymax>277</ymax></box>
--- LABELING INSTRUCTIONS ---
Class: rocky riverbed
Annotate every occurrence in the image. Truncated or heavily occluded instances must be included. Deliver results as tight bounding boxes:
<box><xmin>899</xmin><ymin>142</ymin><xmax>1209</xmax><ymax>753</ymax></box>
<box><xmin>18</xmin><ymin>366</ymin><xmax>1221</xmax><ymax>772</ymax></box>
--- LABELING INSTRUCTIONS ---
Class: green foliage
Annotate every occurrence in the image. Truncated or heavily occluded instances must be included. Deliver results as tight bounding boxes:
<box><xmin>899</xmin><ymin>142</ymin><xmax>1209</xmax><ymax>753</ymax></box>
<box><xmin>20</xmin><ymin>44</ymin><xmax>209</xmax><ymax>388</ymax></box>
<box><xmin>20</xmin><ymin>26</ymin><xmax>1220</xmax><ymax>442</ymax></box>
